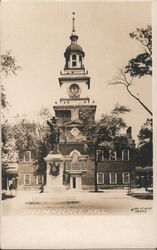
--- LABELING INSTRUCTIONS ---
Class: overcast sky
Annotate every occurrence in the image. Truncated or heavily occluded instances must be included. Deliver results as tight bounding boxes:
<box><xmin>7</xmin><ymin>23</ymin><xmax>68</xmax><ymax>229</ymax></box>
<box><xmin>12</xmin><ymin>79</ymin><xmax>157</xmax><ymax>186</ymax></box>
<box><xmin>1</xmin><ymin>1</ymin><xmax>152</xmax><ymax>143</ymax></box>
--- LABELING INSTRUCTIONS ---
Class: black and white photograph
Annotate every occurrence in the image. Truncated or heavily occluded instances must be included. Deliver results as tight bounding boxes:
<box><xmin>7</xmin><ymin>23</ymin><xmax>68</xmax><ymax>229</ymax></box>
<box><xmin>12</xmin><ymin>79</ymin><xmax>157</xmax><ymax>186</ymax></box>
<box><xmin>1</xmin><ymin>0</ymin><xmax>156</xmax><ymax>248</ymax></box>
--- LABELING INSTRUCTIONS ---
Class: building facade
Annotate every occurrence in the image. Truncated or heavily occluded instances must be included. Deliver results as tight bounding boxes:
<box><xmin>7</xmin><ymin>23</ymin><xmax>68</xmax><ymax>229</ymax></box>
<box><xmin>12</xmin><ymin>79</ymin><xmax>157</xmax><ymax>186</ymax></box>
<box><xmin>18</xmin><ymin>151</ymin><xmax>44</xmax><ymax>190</ymax></box>
<box><xmin>17</xmin><ymin>14</ymin><xmax>136</xmax><ymax>191</ymax></box>
<box><xmin>52</xmin><ymin>14</ymin><xmax>136</xmax><ymax>190</ymax></box>
<box><xmin>96</xmin><ymin>128</ymin><xmax>136</xmax><ymax>189</ymax></box>
<box><xmin>53</xmin><ymin>14</ymin><xmax>96</xmax><ymax>190</ymax></box>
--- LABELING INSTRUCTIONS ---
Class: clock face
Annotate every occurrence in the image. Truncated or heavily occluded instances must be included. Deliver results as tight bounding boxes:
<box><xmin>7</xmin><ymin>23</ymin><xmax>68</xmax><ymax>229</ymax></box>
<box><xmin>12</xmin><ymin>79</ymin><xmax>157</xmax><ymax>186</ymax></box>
<box><xmin>68</xmin><ymin>83</ymin><xmax>80</xmax><ymax>98</ymax></box>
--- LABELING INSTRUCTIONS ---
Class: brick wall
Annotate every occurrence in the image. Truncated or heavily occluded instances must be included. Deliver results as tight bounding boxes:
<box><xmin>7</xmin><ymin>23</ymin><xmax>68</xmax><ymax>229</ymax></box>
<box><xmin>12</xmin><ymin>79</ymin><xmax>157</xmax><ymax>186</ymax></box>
<box><xmin>80</xmin><ymin>159</ymin><xmax>136</xmax><ymax>189</ymax></box>
<box><xmin>18</xmin><ymin>162</ymin><xmax>42</xmax><ymax>191</ymax></box>
<box><xmin>59</xmin><ymin>143</ymin><xmax>87</xmax><ymax>155</ymax></box>
<box><xmin>82</xmin><ymin>159</ymin><xmax>95</xmax><ymax>186</ymax></box>
<box><xmin>17</xmin><ymin>158</ymin><xmax>136</xmax><ymax>190</ymax></box>
<box><xmin>97</xmin><ymin>160</ymin><xmax>136</xmax><ymax>189</ymax></box>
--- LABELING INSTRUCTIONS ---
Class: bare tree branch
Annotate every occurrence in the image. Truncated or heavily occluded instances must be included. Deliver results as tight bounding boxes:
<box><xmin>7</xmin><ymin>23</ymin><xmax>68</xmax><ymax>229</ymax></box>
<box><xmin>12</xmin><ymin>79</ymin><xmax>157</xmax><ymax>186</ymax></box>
<box><xmin>126</xmin><ymin>85</ymin><xmax>152</xmax><ymax>116</ymax></box>
<box><xmin>110</xmin><ymin>69</ymin><xmax>152</xmax><ymax>116</ymax></box>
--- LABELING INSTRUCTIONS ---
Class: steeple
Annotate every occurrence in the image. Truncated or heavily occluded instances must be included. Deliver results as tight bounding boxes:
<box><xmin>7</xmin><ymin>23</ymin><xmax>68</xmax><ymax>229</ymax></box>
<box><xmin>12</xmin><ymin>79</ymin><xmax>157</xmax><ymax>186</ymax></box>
<box><xmin>64</xmin><ymin>12</ymin><xmax>85</xmax><ymax>69</ymax></box>
<box><xmin>72</xmin><ymin>12</ymin><xmax>75</xmax><ymax>33</ymax></box>
<box><xmin>70</xmin><ymin>12</ymin><xmax>78</xmax><ymax>44</ymax></box>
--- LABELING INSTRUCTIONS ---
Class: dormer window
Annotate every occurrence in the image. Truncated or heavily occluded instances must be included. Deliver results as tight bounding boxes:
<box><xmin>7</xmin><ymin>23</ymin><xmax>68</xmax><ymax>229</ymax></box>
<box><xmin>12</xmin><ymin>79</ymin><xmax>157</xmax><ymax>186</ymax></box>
<box><xmin>72</xmin><ymin>54</ymin><xmax>77</xmax><ymax>67</ymax></box>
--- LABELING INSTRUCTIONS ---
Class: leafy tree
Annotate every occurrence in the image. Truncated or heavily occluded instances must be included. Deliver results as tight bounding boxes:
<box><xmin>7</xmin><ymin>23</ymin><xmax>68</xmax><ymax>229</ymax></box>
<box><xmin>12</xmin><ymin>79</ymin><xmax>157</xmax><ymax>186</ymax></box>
<box><xmin>1</xmin><ymin>121</ymin><xmax>18</xmax><ymax>162</ymax></box>
<box><xmin>84</xmin><ymin>104</ymin><xmax>131</xmax><ymax>150</ymax></box>
<box><xmin>1</xmin><ymin>50</ymin><xmax>21</xmax><ymax>111</ymax></box>
<box><xmin>37</xmin><ymin>107</ymin><xmax>51</xmax><ymax>123</ymax></box>
<box><xmin>13</xmin><ymin>119</ymin><xmax>38</xmax><ymax>153</ymax></box>
<box><xmin>13</xmin><ymin>118</ymin><xmax>51</xmax><ymax>178</ymax></box>
<box><xmin>1</xmin><ymin>50</ymin><xmax>21</xmax><ymax>76</ymax></box>
<box><xmin>82</xmin><ymin>104</ymin><xmax>131</xmax><ymax>191</ymax></box>
<box><xmin>109</xmin><ymin>26</ymin><xmax>152</xmax><ymax>116</ymax></box>
<box><xmin>1</xmin><ymin>51</ymin><xmax>21</xmax><ymax>168</ymax></box>
<box><xmin>137</xmin><ymin>118</ymin><xmax>152</xmax><ymax>166</ymax></box>
<box><xmin>2</xmin><ymin>116</ymin><xmax>52</xmax><ymax>183</ymax></box>
<box><xmin>125</xmin><ymin>26</ymin><xmax>152</xmax><ymax>77</ymax></box>
<box><xmin>1</xmin><ymin>85</ymin><xmax>8</xmax><ymax>111</ymax></box>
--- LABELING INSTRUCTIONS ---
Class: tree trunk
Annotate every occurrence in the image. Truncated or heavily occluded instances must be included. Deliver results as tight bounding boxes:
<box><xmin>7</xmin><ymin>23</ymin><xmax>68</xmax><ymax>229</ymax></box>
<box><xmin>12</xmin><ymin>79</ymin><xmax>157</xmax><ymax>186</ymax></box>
<box><xmin>94</xmin><ymin>149</ymin><xmax>98</xmax><ymax>192</ymax></box>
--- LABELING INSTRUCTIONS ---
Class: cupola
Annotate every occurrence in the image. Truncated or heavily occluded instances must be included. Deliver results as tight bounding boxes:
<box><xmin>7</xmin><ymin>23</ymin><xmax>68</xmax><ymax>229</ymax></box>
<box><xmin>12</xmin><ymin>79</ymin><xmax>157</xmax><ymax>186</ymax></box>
<box><xmin>64</xmin><ymin>12</ymin><xmax>85</xmax><ymax>69</ymax></box>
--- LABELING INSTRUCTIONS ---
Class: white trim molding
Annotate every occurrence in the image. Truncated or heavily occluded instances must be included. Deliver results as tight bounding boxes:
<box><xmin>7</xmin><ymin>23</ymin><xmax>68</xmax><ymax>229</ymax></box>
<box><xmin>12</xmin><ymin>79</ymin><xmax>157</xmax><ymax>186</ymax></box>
<box><xmin>109</xmin><ymin>172</ymin><xmax>117</xmax><ymax>184</ymax></box>
<box><xmin>109</xmin><ymin>150</ymin><xmax>117</xmax><ymax>161</ymax></box>
<box><xmin>122</xmin><ymin>172</ymin><xmax>130</xmax><ymax>184</ymax></box>
<box><xmin>97</xmin><ymin>172</ymin><xmax>104</xmax><ymax>184</ymax></box>
<box><xmin>122</xmin><ymin>149</ymin><xmax>129</xmax><ymax>161</ymax></box>
<box><xmin>36</xmin><ymin>175</ymin><xmax>43</xmax><ymax>185</ymax></box>
<box><xmin>24</xmin><ymin>174</ymin><xmax>31</xmax><ymax>185</ymax></box>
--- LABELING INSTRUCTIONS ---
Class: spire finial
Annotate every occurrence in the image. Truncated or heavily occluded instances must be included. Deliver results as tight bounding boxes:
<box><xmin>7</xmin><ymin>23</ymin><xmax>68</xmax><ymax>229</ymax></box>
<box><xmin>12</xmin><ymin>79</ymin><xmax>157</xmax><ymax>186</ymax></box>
<box><xmin>70</xmin><ymin>12</ymin><xmax>78</xmax><ymax>43</ymax></box>
<box><xmin>72</xmin><ymin>12</ymin><xmax>75</xmax><ymax>32</ymax></box>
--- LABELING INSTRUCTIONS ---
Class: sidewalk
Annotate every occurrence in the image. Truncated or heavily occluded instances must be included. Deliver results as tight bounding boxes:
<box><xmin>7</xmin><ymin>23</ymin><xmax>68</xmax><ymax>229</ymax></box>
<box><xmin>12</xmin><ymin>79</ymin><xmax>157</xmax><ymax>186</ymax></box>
<box><xmin>2</xmin><ymin>188</ymin><xmax>153</xmax><ymax>216</ymax></box>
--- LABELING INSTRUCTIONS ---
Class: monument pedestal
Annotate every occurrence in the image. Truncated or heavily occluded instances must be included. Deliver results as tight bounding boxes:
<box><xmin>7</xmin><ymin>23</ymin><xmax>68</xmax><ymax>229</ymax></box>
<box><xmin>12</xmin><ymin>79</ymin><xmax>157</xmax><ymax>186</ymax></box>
<box><xmin>44</xmin><ymin>151</ymin><xmax>66</xmax><ymax>192</ymax></box>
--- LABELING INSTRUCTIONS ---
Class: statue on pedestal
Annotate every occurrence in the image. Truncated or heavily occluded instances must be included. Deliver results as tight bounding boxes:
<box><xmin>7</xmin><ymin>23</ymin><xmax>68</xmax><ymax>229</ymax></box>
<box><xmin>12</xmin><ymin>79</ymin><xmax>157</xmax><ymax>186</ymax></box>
<box><xmin>45</xmin><ymin>116</ymin><xmax>64</xmax><ymax>192</ymax></box>
<box><xmin>47</xmin><ymin>116</ymin><xmax>59</xmax><ymax>153</ymax></box>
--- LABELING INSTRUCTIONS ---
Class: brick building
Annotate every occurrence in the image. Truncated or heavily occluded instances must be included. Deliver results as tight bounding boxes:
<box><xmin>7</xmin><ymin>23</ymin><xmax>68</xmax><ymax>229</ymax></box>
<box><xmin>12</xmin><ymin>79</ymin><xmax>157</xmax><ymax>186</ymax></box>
<box><xmin>96</xmin><ymin>128</ymin><xmax>136</xmax><ymax>189</ymax></box>
<box><xmin>18</xmin><ymin>151</ymin><xmax>44</xmax><ymax>191</ymax></box>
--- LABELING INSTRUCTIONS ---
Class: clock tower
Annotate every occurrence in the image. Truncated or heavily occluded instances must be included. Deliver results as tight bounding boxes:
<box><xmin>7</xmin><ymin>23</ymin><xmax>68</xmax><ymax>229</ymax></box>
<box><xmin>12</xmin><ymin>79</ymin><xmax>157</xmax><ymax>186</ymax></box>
<box><xmin>53</xmin><ymin>13</ymin><xmax>96</xmax><ymax>190</ymax></box>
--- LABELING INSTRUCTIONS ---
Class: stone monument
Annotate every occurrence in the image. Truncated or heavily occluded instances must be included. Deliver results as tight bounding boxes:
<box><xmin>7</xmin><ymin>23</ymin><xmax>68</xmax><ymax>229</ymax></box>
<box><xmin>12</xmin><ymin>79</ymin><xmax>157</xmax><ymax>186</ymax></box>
<box><xmin>44</xmin><ymin>117</ymin><xmax>65</xmax><ymax>192</ymax></box>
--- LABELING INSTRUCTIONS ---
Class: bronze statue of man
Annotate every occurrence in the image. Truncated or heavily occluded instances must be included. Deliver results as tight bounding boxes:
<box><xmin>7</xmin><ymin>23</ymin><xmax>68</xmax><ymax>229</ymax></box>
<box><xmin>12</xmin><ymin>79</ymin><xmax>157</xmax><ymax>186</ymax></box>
<box><xmin>47</xmin><ymin>117</ymin><xmax>59</xmax><ymax>151</ymax></box>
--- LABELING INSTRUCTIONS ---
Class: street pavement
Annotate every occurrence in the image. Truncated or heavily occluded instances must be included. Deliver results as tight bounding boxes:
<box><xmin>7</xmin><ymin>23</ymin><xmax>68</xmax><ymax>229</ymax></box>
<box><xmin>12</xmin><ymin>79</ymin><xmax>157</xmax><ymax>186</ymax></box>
<box><xmin>2</xmin><ymin>189</ymin><xmax>153</xmax><ymax>216</ymax></box>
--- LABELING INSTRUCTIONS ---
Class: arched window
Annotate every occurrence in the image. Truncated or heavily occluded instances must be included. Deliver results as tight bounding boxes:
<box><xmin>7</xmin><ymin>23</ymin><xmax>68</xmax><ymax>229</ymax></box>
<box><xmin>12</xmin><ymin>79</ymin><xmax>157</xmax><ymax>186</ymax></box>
<box><xmin>72</xmin><ymin>54</ymin><xmax>77</xmax><ymax>67</ymax></box>
<box><xmin>72</xmin><ymin>54</ymin><xmax>76</xmax><ymax>60</ymax></box>
<box><xmin>70</xmin><ymin>149</ymin><xmax>81</xmax><ymax>162</ymax></box>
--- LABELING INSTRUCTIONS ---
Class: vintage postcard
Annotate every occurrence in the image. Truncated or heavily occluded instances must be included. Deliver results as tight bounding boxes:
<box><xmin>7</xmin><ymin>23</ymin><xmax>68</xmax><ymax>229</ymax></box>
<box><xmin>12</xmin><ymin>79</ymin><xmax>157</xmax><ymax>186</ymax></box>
<box><xmin>1</xmin><ymin>0</ymin><xmax>157</xmax><ymax>248</ymax></box>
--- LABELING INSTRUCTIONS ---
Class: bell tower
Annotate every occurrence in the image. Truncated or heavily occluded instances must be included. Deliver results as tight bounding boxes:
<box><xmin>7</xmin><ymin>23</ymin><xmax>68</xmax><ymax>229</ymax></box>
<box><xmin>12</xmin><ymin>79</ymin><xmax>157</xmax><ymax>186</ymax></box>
<box><xmin>64</xmin><ymin>12</ymin><xmax>84</xmax><ymax>70</ymax></box>
<box><xmin>54</xmin><ymin>12</ymin><xmax>96</xmax><ymax>136</ymax></box>
<box><xmin>53</xmin><ymin>13</ymin><xmax>96</xmax><ymax>189</ymax></box>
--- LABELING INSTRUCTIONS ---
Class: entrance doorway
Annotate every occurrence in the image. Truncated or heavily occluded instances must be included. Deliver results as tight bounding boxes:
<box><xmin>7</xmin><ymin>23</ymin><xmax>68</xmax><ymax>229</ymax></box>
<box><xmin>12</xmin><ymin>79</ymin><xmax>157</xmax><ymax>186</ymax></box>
<box><xmin>73</xmin><ymin>177</ymin><xmax>76</xmax><ymax>189</ymax></box>
<box><xmin>70</xmin><ymin>175</ymin><xmax>81</xmax><ymax>190</ymax></box>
